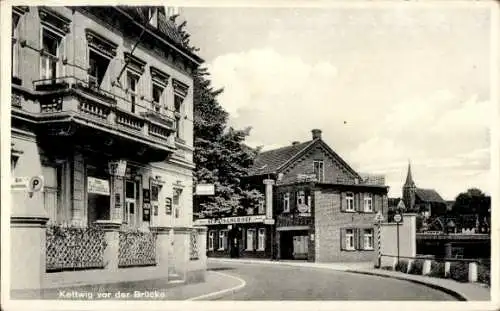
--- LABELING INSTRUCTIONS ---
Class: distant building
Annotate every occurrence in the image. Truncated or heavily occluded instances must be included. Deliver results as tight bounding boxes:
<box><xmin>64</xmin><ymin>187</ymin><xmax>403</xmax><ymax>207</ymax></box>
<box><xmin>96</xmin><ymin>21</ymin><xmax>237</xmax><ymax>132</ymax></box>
<box><xmin>196</xmin><ymin>129</ymin><xmax>389</xmax><ymax>262</ymax></box>
<box><xmin>402</xmin><ymin>162</ymin><xmax>447</xmax><ymax>217</ymax></box>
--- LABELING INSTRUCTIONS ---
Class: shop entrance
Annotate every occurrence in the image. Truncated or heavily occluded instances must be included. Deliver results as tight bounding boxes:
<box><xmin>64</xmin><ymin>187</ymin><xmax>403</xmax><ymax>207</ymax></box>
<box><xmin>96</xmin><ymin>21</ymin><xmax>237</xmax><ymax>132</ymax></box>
<box><xmin>279</xmin><ymin>230</ymin><xmax>309</xmax><ymax>260</ymax></box>
<box><xmin>229</xmin><ymin>226</ymin><xmax>242</xmax><ymax>258</ymax></box>
<box><xmin>124</xmin><ymin>179</ymin><xmax>139</xmax><ymax>227</ymax></box>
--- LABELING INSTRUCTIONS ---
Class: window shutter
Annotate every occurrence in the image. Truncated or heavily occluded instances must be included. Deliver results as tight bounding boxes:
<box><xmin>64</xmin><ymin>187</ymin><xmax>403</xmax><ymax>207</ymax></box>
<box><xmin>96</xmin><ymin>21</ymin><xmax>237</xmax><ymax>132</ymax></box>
<box><xmin>353</xmin><ymin>228</ymin><xmax>358</xmax><ymax>250</ymax></box>
<box><xmin>340</xmin><ymin>228</ymin><xmax>346</xmax><ymax>250</ymax></box>
<box><xmin>357</xmin><ymin>228</ymin><xmax>364</xmax><ymax>250</ymax></box>
<box><xmin>354</xmin><ymin>193</ymin><xmax>359</xmax><ymax>212</ymax></box>
<box><xmin>340</xmin><ymin>192</ymin><xmax>345</xmax><ymax>211</ymax></box>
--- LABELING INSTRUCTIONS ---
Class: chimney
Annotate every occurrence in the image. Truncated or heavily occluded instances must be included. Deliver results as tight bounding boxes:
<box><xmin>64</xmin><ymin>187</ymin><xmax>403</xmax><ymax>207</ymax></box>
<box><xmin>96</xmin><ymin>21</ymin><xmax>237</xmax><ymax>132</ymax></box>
<box><xmin>292</xmin><ymin>141</ymin><xmax>300</xmax><ymax>146</ymax></box>
<box><xmin>312</xmin><ymin>129</ymin><xmax>322</xmax><ymax>140</ymax></box>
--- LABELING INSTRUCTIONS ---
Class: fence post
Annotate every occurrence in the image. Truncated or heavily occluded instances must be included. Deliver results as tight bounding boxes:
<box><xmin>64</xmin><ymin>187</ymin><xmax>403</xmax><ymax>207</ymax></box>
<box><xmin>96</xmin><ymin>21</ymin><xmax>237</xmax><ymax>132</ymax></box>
<box><xmin>422</xmin><ymin>260</ymin><xmax>431</xmax><ymax>275</ymax></box>
<box><xmin>392</xmin><ymin>257</ymin><xmax>398</xmax><ymax>270</ymax></box>
<box><xmin>95</xmin><ymin>220</ymin><xmax>121</xmax><ymax>272</ymax></box>
<box><xmin>468</xmin><ymin>262</ymin><xmax>478</xmax><ymax>282</ymax></box>
<box><xmin>407</xmin><ymin>259</ymin><xmax>413</xmax><ymax>273</ymax></box>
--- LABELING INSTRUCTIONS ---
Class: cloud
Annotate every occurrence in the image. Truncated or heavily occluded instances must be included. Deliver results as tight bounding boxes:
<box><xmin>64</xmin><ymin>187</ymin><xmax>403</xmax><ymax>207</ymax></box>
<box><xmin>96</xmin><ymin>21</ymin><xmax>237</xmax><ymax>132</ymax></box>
<box><xmin>207</xmin><ymin>48</ymin><xmax>490</xmax><ymax>200</ymax></box>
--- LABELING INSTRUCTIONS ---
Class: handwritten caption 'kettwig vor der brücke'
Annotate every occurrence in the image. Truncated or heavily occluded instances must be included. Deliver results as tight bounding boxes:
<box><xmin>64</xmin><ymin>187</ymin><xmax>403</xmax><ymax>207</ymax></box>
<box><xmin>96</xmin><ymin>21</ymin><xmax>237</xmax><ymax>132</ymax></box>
<box><xmin>58</xmin><ymin>290</ymin><xmax>167</xmax><ymax>299</ymax></box>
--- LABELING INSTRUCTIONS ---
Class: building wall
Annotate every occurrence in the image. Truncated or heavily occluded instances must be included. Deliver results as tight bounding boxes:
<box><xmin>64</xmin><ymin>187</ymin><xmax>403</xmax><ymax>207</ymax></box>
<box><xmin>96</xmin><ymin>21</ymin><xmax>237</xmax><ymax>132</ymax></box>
<box><xmin>314</xmin><ymin>187</ymin><xmax>388</xmax><ymax>262</ymax></box>
<box><xmin>278</xmin><ymin>143</ymin><xmax>356</xmax><ymax>185</ymax></box>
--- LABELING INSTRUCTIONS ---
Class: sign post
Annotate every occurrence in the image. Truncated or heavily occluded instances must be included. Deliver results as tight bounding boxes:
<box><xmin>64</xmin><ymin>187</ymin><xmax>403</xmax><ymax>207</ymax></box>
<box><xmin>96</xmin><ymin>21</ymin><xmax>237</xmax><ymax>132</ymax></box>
<box><xmin>393</xmin><ymin>213</ymin><xmax>403</xmax><ymax>263</ymax></box>
<box><xmin>374</xmin><ymin>211</ymin><xmax>384</xmax><ymax>268</ymax></box>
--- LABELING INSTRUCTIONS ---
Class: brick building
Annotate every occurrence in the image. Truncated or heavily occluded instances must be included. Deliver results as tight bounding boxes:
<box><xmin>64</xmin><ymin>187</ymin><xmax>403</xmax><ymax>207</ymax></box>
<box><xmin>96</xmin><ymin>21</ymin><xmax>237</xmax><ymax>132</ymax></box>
<box><xmin>196</xmin><ymin>129</ymin><xmax>389</xmax><ymax>262</ymax></box>
<box><xmin>10</xmin><ymin>6</ymin><xmax>207</xmax><ymax>294</ymax></box>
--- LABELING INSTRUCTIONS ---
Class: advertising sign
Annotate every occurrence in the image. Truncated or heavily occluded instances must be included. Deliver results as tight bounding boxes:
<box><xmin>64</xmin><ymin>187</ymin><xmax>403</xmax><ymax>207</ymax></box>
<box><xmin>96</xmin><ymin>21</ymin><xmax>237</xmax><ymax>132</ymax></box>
<box><xmin>195</xmin><ymin>184</ymin><xmax>215</xmax><ymax>196</ymax></box>
<box><xmin>87</xmin><ymin>177</ymin><xmax>110</xmax><ymax>195</ymax></box>
<box><xmin>143</xmin><ymin>189</ymin><xmax>151</xmax><ymax>203</ymax></box>
<box><xmin>194</xmin><ymin>215</ymin><xmax>267</xmax><ymax>226</ymax></box>
<box><xmin>143</xmin><ymin>205</ymin><xmax>151</xmax><ymax>222</ymax></box>
<box><xmin>165</xmin><ymin>197</ymin><xmax>172</xmax><ymax>215</ymax></box>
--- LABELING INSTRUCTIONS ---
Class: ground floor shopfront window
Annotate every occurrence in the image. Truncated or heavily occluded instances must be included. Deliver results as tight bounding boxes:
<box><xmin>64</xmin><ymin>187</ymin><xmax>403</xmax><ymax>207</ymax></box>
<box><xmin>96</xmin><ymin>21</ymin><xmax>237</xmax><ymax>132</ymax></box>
<box><xmin>87</xmin><ymin>164</ymin><xmax>111</xmax><ymax>224</ymax></box>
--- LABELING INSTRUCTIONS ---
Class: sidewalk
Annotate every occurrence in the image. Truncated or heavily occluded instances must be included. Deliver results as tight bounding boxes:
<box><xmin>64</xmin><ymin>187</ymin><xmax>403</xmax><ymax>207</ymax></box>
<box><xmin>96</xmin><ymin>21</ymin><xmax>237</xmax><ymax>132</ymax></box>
<box><xmin>209</xmin><ymin>257</ymin><xmax>491</xmax><ymax>301</ymax></box>
<box><xmin>11</xmin><ymin>270</ymin><xmax>244</xmax><ymax>301</ymax></box>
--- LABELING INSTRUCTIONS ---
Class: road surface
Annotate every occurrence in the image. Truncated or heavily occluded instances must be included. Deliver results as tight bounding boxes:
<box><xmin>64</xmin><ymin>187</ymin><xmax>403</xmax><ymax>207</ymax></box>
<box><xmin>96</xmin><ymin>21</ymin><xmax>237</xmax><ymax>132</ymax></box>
<box><xmin>208</xmin><ymin>261</ymin><xmax>457</xmax><ymax>300</ymax></box>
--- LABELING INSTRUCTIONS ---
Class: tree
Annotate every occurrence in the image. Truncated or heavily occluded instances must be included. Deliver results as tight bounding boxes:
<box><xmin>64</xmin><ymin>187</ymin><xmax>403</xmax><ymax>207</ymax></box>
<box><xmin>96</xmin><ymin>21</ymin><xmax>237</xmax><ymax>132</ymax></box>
<box><xmin>451</xmin><ymin>188</ymin><xmax>490</xmax><ymax>216</ymax></box>
<box><xmin>193</xmin><ymin>68</ymin><xmax>263</xmax><ymax>218</ymax></box>
<box><xmin>169</xmin><ymin>19</ymin><xmax>263</xmax><ymax>218</ymax></box>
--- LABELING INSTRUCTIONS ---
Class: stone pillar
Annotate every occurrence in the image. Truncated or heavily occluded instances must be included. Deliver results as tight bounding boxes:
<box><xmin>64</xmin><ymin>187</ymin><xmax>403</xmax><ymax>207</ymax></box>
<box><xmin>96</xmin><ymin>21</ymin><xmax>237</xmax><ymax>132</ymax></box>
<box><xmin>110</xmin><ymin>175</ymin><xmax>124</xmax><ymax>222</ymax></box>
<box><xmin>95</xmin><ymin>220</ymin><xmax>121</xmax><ymax>272</ymax></box>
<box><xmin>151</xmin><ymin>226</ymin><xmax>172</xmax><ymax>278</ymax></box>
<box><xmin>72</xmin><ymin>151</ymin><xmax>85</xmax><ymax>225</ymax></box>
<box><xmin>444</xmin><ymin>262</ymin><xmax>451</xmax><ymax>277</ymax></box>
<box><xmin>10</xmin><ymin>216</ymin><xmax>49</xmax><ymax>298</ymax></box>
<box><xmin>263</xmin><ymin>179</ymin><xmax>275</xmax><ymax>220</ymax></box>
<box><xmin>172</xmin><ymin>227</ymin><xmax>190</xmax><ymax>281</ymax></box>
<box><xmin>468</xmin><ymin>262</ymin><xmax>478</xmax><ymax>282</ymax></box>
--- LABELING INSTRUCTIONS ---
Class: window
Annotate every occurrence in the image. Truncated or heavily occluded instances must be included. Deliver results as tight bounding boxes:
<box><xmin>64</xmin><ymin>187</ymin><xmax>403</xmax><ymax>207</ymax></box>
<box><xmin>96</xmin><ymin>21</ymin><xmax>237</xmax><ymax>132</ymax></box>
<box><xmin>41</xmin><ymin>28</ymin><xmax>62</xmax><ymax>80</ymax></box>
<box><xmin>346</xmin><ymin>192</ymin><xmax>354</xmax><ymax>212</ymax></box>
<box><xmin>363</xmin><ymin>229</ymin><xmax>374</xmax><ymax>250</ymax></box>
<box><xmin>283</xmin><ymin>192</ymin><xmax>290</xmax><ymax>213</ymax></box>
<box><xmin>152</xmin><ymin>84</ymin><xmax>164</xmax><ymax>112</ymax></box>
<box><xmin>174</xmin><ymin>95</ymin><xmax>184</xmax><ymax>138</ymax></box>
<box><xmin>12</xmin><ymin>13</ymin><xmax>21</xmax><ymax>78</ymax></box>
<box><xmin>127</xmin><ymin>72</ymin><xmax>139</xmax><ymax>113</ymax></box>
<box><xmin>218</xmin><ymin>230</ymin><xmax>227</xmax><ymax>250</ymax></box>
<box><xmin>246</xmin><ymin>229</ymin><xmax>255</xmax><ymax>251</ymax></box>
<box><xmin>345</xmin><ymin>228</ymin><xmax>355</xmax><ymax>250</ymax></box>
<box><xmin>257</xmin><ymin>228</ymin><xmax>265</xmax><ymax>251</ymax></box>
<box><xmin>42</xmin><ymin>165</ymin><xmax>62</xmax><ymax>224</ymax></box>
<box><xmin>88</xmin><ymin>50</ymin><xmax>110</xmax><ymax>88</ymax></box>
<box><xmin>313</xmin><ymin>160</ymin><xmax>324</xmax><ymax>182</ymax></box>
<box><xmin>151</xmin><ymin>185</ymin><xmax>159</xmax><ymax>202</ymax></box>
<box><xmin>208</xmin><ymin>231</ymin><xmax>215</xmax><ymax>251</ymax></box>
<box><xmin>364</xmin><ymin>195</ymin><xmax>373</xmax><ymax>212</ymax></box>
<box><xmin>173</xmin><ymin>189</ymin><xmax>181</xmax><ymax>218</ymax></box>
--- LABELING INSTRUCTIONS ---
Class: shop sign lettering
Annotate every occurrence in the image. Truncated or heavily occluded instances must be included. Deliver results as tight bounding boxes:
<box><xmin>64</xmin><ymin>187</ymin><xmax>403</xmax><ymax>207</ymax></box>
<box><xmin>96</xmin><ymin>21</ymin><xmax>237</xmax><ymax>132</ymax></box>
<box><xmin>194</xmin><ymin>215</ymin><xmax>266</xmax><ymax>226</ymax></box>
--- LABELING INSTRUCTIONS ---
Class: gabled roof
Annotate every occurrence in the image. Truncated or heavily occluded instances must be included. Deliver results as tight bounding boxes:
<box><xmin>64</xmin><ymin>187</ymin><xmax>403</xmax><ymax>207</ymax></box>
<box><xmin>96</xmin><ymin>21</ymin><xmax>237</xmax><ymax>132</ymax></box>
<box><xmin>416</xmin><ymin>188</ymin><xmax>445</xmax><ymax>203</ymax></box>
<box><xmin>249</xmin><ymin>138</ymin><xmax>361</xmax><ymax>180</ymax></box>
<box><xmin>249</xmin><ymin>140</ymin><xmax>315</xmax><ymax>176</ymax></box>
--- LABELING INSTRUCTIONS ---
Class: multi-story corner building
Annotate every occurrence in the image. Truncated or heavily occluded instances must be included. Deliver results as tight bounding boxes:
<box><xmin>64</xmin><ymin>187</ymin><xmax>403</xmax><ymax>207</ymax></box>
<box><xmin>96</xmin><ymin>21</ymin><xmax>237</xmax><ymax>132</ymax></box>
<box><xmin>196</xmin><ymin>129</ymin><xmax>389</xmax><ymax>262</ymax></box>
<box><xmin>10</xmin><ymin>6</ymin><xmax>206</xmax><ymax>294</ymax></box>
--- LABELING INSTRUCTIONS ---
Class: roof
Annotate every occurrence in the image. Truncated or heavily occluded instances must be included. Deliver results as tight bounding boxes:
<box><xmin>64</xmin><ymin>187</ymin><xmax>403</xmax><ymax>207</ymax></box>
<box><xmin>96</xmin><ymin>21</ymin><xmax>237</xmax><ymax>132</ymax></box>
<box><xmin>415</xmin><ymin>188</ymin><xmax>445</xmax><ymax>203</ymax></box>
<box><xmin>404</xmin><ymin>162</ymin><xmax>416</xmax><ymax>187</ymax></box>
<box><xmin>249</xmin><ymin>140</ymin><xmax>315</xmax><ymax>176</ymax></box>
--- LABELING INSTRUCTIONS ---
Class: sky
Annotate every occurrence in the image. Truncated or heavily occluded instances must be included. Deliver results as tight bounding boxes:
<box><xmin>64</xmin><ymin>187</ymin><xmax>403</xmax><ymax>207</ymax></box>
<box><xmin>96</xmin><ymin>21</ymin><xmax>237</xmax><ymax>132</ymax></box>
<box><xmin>182</xmin><ymin>4</ymin><xmax>493</xmax><ymax>200</ymax></box>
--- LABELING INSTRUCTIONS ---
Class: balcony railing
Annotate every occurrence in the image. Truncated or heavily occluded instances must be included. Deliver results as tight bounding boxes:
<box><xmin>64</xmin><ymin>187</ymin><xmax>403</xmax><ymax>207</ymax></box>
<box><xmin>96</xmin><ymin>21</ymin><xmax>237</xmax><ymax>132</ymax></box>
<box><xmin>276</xmin><ymin>213</ymin><xmax>312</xmax><ymax>227</ymax></box>
<box><xmin>24</xmin><ymin>76</ymin><xmax>176</xmax><ymax>145</ymax></box>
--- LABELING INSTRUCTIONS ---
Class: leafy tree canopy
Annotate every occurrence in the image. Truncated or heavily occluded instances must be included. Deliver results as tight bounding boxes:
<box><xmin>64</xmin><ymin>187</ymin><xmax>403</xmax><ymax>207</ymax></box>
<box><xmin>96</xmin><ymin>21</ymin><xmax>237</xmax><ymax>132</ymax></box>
<box><xmin>451</xmin><ymin>188</ymin><xmax>490</xmax><ymax>216</ymax></box>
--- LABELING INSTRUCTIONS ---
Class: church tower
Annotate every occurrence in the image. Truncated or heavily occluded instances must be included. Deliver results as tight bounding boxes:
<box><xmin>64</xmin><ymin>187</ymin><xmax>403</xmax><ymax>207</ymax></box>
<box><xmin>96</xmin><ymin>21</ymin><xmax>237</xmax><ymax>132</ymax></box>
<box><xmin>402</xmin><ymin>161</ymin><xmax>416</xmax><ymax>211</ymax></box>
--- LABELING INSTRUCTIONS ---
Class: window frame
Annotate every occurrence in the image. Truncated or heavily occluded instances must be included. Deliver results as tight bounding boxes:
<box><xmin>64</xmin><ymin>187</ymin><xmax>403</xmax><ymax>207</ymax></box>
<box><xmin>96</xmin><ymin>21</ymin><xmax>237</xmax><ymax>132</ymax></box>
<box><xmin>87</xmin><ymin>48</ymin><xmax>111</xmax><ymax>88</ymax></box>
<box><xmin>257</xmin><ymin>228</ymin><xmax>266</xmax><ymax>251</ymax></box>
<box><xmin>40</xmin><ymin>26</ymin><xmax>63</xmax><ymax>80</ymax></box>
<box><xmin>364</xmin><ymin>195</ymin><xmax>373</xmax><ymax>213</ymax></box>
<box><xmin>313</xmin><ymin>160</ymin><xmax>324</xmax><ymax>182</ymax></box>
<box><xmin>283</xmin><ymin>192</ymin><xmax>290</xmax><ymax>213</ymax></box>
<box><xmin>208</xmin><ymin>231</ymin><xmax>215</xmax><ymax>251</ymax></box>
<box><xmin>345</xmin><ymin>228</ymin><xmax>355</xmax><ymax>250</ymax></box>
<box><xmin>218</xmin><ymin>230</ymin><xmax>227</xmax><ymax>251</ymax></box>
<box><xmin>246</xmin><ymin>228</ymin><xmax>256</xmax><ymax>251</ymax></box>
<box><xmin>363</xmin><ymin>228</ymin><xmax>374</xmax><ymax>250</ymax></box>
<box><xmin>126</xmin><ymin>70</ymin><xmax>140</xmax><ymax>113</ymax></box>
<box><xmin>12</xmin><ymin>12</ymin><xmax>21</xmax><ymax>79</ymax></box>
<box><xmin>345</xmin><ymin>192</ymin><xmax>355</xmax><ymax>212</ymax></box>
<box><xmin>152</xmin><ymin>82</ymin><xmax>165</xmax><ymax>112</ymax></box>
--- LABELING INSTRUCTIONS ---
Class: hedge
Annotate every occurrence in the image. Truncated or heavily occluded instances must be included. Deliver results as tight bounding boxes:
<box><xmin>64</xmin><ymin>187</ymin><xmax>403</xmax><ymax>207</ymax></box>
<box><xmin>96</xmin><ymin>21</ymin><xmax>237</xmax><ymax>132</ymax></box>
<box><xmin>449</xmin><ymin>262</ymin><xmax>469</xmax><ymax>282</ymax></box>
<box><xmin>395</xmin><ymin>259</ymin><xmax>409</xmax><ymax>273</ymax></box>
<box><xmin>408</xmin><ymin>259</ymin><xmax>424</xmax><ymax>275</ymax></box>
<box><xmin>477</xmin><ymin>263</ymin><xmax>490</xmax><ymax>286</ymax></box>
<box><xmin>428</xmin><ymin>261</ymin><xmax>445</xmax><ymax>278</ymax></box>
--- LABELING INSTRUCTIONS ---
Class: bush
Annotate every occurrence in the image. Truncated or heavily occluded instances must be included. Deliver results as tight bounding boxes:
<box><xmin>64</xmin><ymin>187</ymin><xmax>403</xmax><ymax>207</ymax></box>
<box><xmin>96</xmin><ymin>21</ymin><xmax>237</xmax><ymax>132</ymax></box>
<box><xmin>449</xmin><ymin>262</ymin><xmax>469</xmax><ymax>282</ymax></box>
<box><xmin>428</xmin><ymin>261</ymin><xmax>445</xmax><ymax>278</ymax></box>
<box><xmin>477</xmin><ymin>263</ymin><xmax>490</xmax><ymax>286</ymax></box>
<box><xmin>395</xmin><ymin>259</ymin><xmax>409</xmax><ymax>273</ymax></box>
<box><xmin>408</xmin><ymin>259</ymin><xmax>424</xmax><ymax>275</ymax></box>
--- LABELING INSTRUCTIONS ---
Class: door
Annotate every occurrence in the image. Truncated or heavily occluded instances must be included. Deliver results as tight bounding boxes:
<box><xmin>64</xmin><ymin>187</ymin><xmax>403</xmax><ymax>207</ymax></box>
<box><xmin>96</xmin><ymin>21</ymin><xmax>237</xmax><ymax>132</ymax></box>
<box><xmin>125</xmin><ymin>180</ymin><xmax>138</xmax><ymax>226</ymax></box>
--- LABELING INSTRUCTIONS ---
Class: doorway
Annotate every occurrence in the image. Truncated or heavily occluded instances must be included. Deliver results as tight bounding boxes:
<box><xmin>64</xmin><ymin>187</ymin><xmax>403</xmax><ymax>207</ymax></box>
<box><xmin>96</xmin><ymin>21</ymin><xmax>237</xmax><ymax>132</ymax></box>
<box><xmin>124</xmin><ymin>179</ymin><xmax>139</xmax><ymax>227</ymax></box>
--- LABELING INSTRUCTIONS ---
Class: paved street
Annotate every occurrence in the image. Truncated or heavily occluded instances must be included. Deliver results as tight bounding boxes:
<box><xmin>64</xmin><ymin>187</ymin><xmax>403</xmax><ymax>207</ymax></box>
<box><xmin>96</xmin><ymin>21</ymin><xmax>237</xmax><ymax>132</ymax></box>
<box><xmin>208</xmin><ymin>261</ymin><xmax>457</xmax><ymax>300</ymax></box>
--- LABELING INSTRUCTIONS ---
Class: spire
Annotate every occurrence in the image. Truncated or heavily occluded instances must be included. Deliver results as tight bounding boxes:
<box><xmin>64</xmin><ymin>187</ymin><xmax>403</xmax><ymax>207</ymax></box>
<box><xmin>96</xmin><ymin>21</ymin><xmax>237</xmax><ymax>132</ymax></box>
<box><xmin>404</xmin><ymin>160</ymin><xmax>416</xmax><ymax>187</ymax></box>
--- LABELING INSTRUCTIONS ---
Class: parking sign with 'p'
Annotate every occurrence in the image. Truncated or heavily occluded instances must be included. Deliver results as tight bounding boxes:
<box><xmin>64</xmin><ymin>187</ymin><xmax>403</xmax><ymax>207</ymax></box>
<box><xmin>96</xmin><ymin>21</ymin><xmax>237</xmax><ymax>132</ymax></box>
<box><xmin>28</xmin><ymin>176</ymin><xmax>44</xmax><ymax>193</ymax></box>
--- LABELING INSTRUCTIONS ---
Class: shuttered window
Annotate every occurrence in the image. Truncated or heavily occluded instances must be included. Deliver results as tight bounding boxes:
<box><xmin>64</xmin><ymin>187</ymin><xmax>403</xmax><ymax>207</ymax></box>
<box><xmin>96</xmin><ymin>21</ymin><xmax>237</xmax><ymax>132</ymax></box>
<box><xmin>345</xmin><ymin>192</ymin><xmax>354</xmax><ymax>212</ymax></box>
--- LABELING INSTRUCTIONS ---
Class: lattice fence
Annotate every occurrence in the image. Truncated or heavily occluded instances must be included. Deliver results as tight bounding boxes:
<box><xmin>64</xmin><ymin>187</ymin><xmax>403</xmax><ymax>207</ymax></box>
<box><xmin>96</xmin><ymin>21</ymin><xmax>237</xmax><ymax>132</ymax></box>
<box><xmin>46</xmin><ymin>225</ymin><xmax>107</xmax><ymax>272</ymax></box>
<box><xmin>118</xmin><ymin>230</ymin><xmax>157</xmax><ymax>267</ymax></box>
<box><xmin>190</xmin><ymin>229</ymin><xmax>199</xmax><ymax>261</ymax></box>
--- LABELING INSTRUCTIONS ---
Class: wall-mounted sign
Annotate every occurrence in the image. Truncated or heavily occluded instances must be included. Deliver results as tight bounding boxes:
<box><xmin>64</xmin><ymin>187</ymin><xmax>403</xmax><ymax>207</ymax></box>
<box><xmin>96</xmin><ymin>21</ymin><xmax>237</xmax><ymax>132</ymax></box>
<box><xmin>12</xmin><ymin>176</ymin><xmax>29</xmax><ymax>191</ymax></box>
<box><xmin>28</xmin><ymin>176</ymin><xmax>44</xmax><ymax>193</ymax></box>
<box><xmin>165</xmin><ymin>197</ymin><xmax>172</xmax><ymax>215</ymax></box>
<box><xmin>143</xmin><ymin>189</ymin><xmax>151</xmax><ymax>203</ymax></box>
<box><xmin>153</xmin><ymin>205</ymin><xmax>158</xmax><ymax>216</ymax></box>
<box><xmin>195</xmin><ymin>184</ymin><xmax>215</xmax><ymax>196</ymax></box>
<box><xmin>194</xmin><ymin>215</ymin><xmax>267</xmax><ymax>226</ymax></box>
<box><xmin>87</xmin><ymin>177</ymin><xmax>110</xmax><ymax>195</ymax></box>
<box><xmin>143</xmin><ymin>205</ymin><xmax>151</xmax><ymax>222</ymax></box>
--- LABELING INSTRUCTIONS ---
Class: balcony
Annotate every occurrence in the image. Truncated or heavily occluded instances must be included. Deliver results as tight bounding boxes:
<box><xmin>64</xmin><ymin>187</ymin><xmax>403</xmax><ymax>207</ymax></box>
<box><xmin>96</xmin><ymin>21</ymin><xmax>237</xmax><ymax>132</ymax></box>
<box><xmin>276</xmin><ymin>213</ymin><xmax>312</xmax><ymax>228</ymax></box>
<box><xmin>12</xmin><ymin>76</ymin><xmax>177</xmax><ymax>161</ymax></box>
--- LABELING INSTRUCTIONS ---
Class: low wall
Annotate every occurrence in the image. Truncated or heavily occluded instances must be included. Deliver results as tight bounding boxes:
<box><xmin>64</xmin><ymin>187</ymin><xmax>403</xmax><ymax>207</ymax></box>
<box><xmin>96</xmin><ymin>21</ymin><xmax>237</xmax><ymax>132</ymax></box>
<box><xmin>378</xmin><ymin>213</ymin><xmax>417</xmax><ymax>267</ymax></box>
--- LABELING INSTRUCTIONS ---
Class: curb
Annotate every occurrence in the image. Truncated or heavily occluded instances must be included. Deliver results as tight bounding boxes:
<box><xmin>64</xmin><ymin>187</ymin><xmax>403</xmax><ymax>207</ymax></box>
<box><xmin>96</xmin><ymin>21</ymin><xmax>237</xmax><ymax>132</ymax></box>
<box><xmin>186</xmin><ymin>271</ymin><xmax>246</xmax><ymax>301</ymax></box>
<box><xmin>345</xmin><ymin>270</ymin><xmax>467</xmax><ymax>301</ymax></box>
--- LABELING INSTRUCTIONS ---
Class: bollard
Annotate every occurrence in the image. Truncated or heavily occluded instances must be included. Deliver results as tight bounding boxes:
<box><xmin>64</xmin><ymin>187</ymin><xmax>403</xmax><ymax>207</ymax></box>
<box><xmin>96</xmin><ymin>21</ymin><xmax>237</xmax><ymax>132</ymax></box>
<box><xmin>407</xmin><ymin>259</ymin><xmax>413</xmax><ymax>273</ymax></box>
<box><xmin>392</xmin><ymin>258</ymin><xmax>398</xmax><ymax>270</ymax></box>
<box><xmin>444</xmin><ymin>262</ymin><xmax>451</xmax><ymax>278</ymax></box>
<box><xmin>422</xmin><ymin>260</ymin><xmax>432</xmax><ymax>275</ymax></box>
<box><xmin>468</xmin><ymin>262</ymin><xmax>478</xmax><ymax>282</ymax></box>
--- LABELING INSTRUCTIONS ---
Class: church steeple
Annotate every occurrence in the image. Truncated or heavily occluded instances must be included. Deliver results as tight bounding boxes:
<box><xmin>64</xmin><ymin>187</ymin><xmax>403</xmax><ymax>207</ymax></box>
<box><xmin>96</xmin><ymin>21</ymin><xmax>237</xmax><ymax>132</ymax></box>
<box><xmin>402</xmin><ymin>160</ymin><xmax>416</xmax><ymax>210</ymax></box>
<box><xmin>404</xmin><ymin>160</ymin><xmax>416</xmax><ymax>187</ymax></box>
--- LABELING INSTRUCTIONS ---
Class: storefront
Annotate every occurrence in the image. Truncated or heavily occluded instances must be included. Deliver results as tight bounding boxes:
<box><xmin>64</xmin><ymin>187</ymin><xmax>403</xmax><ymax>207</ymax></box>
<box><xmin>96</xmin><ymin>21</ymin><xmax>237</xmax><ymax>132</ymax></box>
<box><xmin>194</xmin><ymin>215</ymin><xmax>275</xmax><ymax>259</ymax></box>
